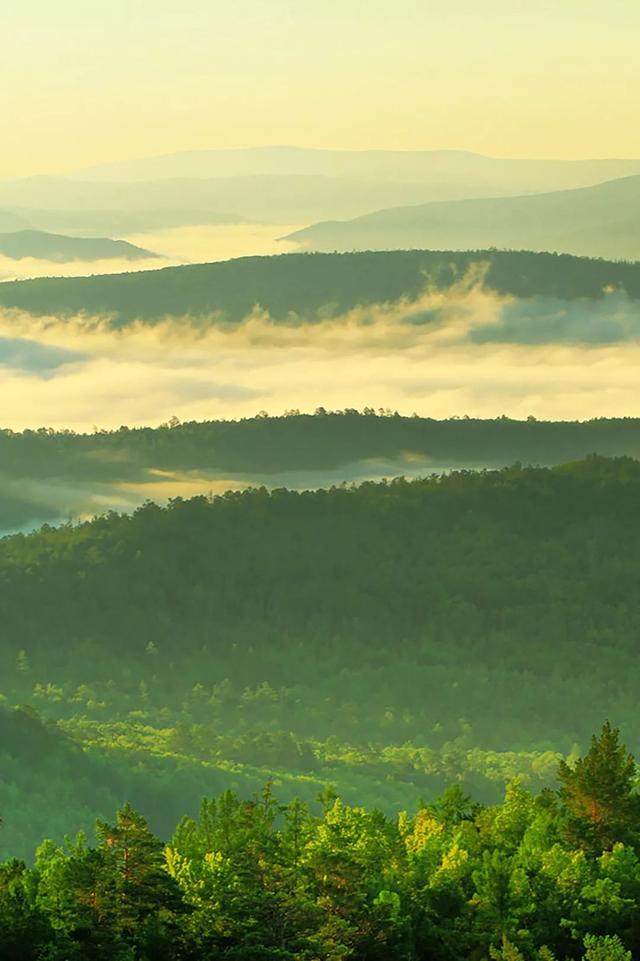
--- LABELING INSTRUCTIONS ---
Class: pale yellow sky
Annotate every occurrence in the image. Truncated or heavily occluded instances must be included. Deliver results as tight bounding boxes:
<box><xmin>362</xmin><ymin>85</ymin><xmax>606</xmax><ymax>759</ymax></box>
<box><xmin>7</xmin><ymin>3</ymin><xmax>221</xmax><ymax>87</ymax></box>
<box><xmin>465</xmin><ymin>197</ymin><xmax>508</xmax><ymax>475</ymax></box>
<box><xmin>2</xmin><ymin>0</ymin><xmax>640</xmax><ymax>178</ymax></box>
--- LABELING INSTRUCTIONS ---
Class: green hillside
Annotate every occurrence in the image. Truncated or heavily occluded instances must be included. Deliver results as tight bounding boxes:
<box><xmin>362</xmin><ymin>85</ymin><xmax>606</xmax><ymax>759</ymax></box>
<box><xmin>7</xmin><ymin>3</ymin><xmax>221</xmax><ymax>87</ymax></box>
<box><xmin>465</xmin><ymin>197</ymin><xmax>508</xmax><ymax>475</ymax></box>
<box><xmin>2</xmin><ymin>457</ymin><xmax>640</xmax><ymax>859</ymax></box>
<box><xmin>0</xmin><ymin>249</ymin><xmax>639</xmax><ymax>324</ymax></box>
<box><xmin>5</xmin><ymin>411</ymin><xmax>640</xmax><ymax>534</ymax></box>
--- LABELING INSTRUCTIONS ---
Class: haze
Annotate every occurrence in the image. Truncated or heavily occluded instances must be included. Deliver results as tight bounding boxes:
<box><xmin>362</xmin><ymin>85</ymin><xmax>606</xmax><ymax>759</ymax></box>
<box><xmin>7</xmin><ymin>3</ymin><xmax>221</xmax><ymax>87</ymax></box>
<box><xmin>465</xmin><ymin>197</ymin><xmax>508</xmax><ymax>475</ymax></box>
<box><xmin>4</xmin><ymin>0</ymin><xmax>640</xmax><ymax>178</ymax></box>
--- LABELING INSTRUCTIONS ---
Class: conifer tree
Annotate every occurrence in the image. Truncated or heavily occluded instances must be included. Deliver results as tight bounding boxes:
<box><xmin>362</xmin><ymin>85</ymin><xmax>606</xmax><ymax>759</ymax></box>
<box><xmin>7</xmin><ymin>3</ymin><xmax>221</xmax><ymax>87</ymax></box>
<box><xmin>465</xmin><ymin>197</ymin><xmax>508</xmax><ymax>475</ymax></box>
<box><xmin>557</xmin><ymin>722</ymin><xmax>640</xmax><ymax>853</ymax></box>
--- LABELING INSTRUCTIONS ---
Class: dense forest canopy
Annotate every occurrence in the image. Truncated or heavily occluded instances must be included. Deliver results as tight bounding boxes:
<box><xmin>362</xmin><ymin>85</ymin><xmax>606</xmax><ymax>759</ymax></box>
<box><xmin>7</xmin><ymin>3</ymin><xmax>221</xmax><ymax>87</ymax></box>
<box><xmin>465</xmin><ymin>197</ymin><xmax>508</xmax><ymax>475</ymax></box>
<box><xmin>5</xmin><ymin>411</ymin><xmax>640</xmax><ymax>533</ymax></box>
<box><xmin>2</xmin><ymin>457</ymin><xmax>640</xmax><ymax>860</ymax></box>
<box><xmin>7</xmin><ymin>411</ymin><xmax>640</xmax><ymax>478</ymax></box>
<box><xmin>1</xmin><ymin>249</ymin><xmax>640</xmax><ymax>323</ymax></box>
<box><xmin>2</xmin><ymin>724</ymin><xmax>640</xmax><ymax>961</ymax></box>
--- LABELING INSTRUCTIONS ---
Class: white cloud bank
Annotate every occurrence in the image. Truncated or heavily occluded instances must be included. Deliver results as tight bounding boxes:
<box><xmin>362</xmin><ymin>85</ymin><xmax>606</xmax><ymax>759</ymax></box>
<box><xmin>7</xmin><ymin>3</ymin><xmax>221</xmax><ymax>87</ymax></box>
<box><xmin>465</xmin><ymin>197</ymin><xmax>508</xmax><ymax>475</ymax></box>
<box><xmin>2</xmin><ymin>278</ymin><xmax>640</xmax><ymax>431</ymax></box>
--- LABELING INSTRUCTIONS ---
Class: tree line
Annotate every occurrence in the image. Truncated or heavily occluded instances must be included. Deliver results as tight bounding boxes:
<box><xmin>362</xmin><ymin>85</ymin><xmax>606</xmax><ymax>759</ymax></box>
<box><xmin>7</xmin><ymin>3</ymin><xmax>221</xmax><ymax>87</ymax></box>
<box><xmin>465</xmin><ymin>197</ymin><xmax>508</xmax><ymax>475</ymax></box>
<box><xmin>1</xmin><ymin>249</ymin><xmax>639</xmax><ymax>324</ymax></box>
<box><xmin>4</xmin><ymin>457</ymin><xmax>640</xmax><ymax>859</ymax></box>
<box><xmin>5</xmin><ymin>411</ymin><xmax>640</xmax><ymax>480</ymax></box>
<box><xmin>1</xmin><ymin>724</ymin><xmax>639</xmax><ymax>961</ymax></box>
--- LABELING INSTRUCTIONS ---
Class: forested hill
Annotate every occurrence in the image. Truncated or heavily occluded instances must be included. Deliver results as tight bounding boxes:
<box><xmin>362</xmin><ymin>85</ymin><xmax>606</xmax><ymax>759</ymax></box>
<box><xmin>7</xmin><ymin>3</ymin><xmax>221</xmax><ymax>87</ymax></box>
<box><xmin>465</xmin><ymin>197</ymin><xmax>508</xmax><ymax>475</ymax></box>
<box><xmin>8</xmin><ymin>412</ymin><xmax>640</xmax><ymax>480</ymax></box>
<box><xmin>9</xmin><ymin>411</ymin><xmax>640</xmax><ymax>544</ymax></box>
<box><xmin>0</xmin><ymin>249</ymin><xmax>639</xmax><ymax>323</ymax></box>
<box><xmin>4</xmin><ymin>455</ymin><xmax>640</xmax><ymax>750</ymax></box>
<box><xmin>4</xmin><ymin>456</ymin><xmax>640</xmax><ymax>860</ymax></box>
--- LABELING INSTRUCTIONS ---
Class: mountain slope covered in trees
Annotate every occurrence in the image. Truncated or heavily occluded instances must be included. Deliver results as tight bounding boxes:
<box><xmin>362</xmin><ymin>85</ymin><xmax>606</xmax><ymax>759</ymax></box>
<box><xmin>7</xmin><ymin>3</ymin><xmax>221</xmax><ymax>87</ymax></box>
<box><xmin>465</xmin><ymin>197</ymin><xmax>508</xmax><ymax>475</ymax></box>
<box><xmin>0</xmin><ymin>250</ymin><xmax>639</xmax><ymax>323</ymax></box>
<box><xmin>7</xmin><ymin>412</ymin><xmax>640</xmax><ymax>533</ymax></box>
<box><xmin>2</xmin><ymin>457</ymin><xmax>640</xmax><ymax>859</ymax></box>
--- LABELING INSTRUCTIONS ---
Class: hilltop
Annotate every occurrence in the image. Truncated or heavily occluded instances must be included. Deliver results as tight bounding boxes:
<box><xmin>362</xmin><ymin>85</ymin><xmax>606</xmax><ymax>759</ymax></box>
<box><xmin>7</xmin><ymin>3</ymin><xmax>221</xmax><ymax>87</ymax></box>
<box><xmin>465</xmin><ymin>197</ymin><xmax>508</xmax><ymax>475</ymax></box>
<box><xmin>1</xmin><ymin>248</ymin><xmax>640</xmax><ymax>323</ymax></box>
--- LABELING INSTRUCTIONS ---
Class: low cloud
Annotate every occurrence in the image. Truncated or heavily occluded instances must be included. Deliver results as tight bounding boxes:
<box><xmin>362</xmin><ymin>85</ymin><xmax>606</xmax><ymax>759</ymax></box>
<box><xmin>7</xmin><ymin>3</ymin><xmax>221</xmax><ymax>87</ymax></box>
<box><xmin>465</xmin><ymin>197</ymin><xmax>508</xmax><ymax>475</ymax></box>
<box><xmin>0</xmin><ymin>253</ymin><xmax>173</xmax><ymax>283</ymax></box>
<box><xmin>0</xmin><ymin>223</ymin><xmax>304</xmax><ymax>283</ymax></box>
<box><xmin>2</xmin><ymin>275</ymin><xmax>640</xmax><ymax>431</ymax></box>
<box><xmin>470</xmin><ymin>289</ymin><xmax>640</xmax><ymax>345</ymax></box>
<box><xmin>0</xmin><ymin>335</ymin><xmax>84</xmax><ymax>375</ymax></box>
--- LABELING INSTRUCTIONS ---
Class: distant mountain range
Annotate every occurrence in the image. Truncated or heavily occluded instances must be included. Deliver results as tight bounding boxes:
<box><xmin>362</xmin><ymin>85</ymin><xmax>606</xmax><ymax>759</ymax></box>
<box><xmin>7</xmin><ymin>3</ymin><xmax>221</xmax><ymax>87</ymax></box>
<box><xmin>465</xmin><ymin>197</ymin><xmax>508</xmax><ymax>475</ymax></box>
<box><xmin>73</xmin><ymin>146</ymin><xmax>640</xmax><ymax>191</ymax></box>
<box><xmin>284</xmin><ymin>175</ymin><xmax>640</xmax><ymax>261</ymax></box>
<box><xmin>3</xmin><ymin>148</ymin><xmax>640</xmax><ymax>236</ymax></box>
<box><xmin>0</xmin><ymin>249</ymin><xmax>639</xmax><ymax>324</ymax></box>
<box><xmin>0</xmin><ymin>230</ymin><xmax>155</xmax><ymax>263</ymax></box>
<box><xmin>0</xmin><ymin>174</ymin><xmax>533</xmax><ymax>235</ymax></box>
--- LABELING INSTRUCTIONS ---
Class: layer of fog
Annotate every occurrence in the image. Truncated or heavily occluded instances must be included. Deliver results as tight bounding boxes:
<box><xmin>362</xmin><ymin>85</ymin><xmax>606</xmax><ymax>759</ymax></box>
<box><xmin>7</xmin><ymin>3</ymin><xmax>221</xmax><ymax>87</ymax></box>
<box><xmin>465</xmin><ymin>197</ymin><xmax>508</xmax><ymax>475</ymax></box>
<box><xmin>0</xmin><ymin>224</ymin><xmax>303</xmax><ymax>281</ymax></box>
<box><xmin>122</xmin><ymin>223</ymin><xmax>303</xmax><ymax>265</ymax></box>
<box><xmin>0</xmin><ymin>457</ymin><xmax>454</xmax><ymax>538</ymax></box>
<box><xmin>2</xmin><ymin>276</ymin><xmax>640</xmax><ymax>433</ymax></box>
<box><xmin>0</xmin><ymin>252</ymin><xmax>171</xmax><ymax>283</ymax></box>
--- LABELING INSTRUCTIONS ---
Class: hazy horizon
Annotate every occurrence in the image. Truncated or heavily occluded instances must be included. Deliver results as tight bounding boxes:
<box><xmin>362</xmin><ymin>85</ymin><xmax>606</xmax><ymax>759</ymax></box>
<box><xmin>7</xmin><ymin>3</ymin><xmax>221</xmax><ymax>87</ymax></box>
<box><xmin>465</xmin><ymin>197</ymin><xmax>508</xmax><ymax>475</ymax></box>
<box><xmin>5</xmin><ymin>0</ymin><xmax>640</xmax><ymax>179</ymax></box>
<box><xmin>11</xmin><ymin>145</ymin><xmax>640</xmax><ymax>183</ymax></box>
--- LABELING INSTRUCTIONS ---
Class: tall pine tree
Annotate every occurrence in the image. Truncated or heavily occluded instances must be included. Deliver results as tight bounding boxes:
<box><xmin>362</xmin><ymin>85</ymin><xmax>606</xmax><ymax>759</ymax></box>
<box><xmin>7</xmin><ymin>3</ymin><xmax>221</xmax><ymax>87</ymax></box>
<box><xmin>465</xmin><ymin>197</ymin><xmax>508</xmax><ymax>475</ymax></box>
<box><xmin>557</xmin><ymin>722</ymin><xmax>640</xmax><ymax>853</ymax></box>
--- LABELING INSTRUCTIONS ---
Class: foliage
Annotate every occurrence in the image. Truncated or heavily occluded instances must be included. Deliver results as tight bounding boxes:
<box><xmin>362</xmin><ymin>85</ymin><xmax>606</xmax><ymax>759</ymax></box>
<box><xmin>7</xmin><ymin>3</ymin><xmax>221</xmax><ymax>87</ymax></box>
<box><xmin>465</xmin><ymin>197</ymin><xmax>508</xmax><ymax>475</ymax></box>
<box><xmin>1</xmin><ymin>726</ymin><xmax>640</xmax><ymax>959</ymax></box>
<box><xmin>3</xmin><ymin>459</ymin><xmax>640</xmax><ymax>856</ymax></box>
<box><xmin>558</xmin><ymin>724</ymin><xmax>640</xmax><ymax>853</ymax></box>
<box><xmin>2</xmin><ymin>249</ymin><xmax>640</xmax><ymax>324</ymax></box>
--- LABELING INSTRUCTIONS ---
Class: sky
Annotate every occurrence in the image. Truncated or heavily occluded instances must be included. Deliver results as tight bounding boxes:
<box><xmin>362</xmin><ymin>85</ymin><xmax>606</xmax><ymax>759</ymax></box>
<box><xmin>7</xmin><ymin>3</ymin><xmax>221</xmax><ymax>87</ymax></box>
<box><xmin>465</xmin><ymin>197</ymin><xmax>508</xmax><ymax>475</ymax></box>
<box><xmin>3</xmin><ymin>0</ymin><xmax>640</xmax><ymax>178</ymax></box>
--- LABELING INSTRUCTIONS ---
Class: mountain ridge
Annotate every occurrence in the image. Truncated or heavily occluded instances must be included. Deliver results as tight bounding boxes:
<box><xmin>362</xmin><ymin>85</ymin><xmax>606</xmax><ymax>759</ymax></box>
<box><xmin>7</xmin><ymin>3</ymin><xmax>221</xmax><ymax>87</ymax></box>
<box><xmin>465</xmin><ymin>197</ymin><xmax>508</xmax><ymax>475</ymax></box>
<box><xmin>70</xmin><ymin>145</ymin><xmax>640</xmax><ymax>188</ymax></box>
<box><xmin>284</xmin><ymin>174</ymin><xmax>640</xmax><ymax>261</ymax></box>
<box><xmin>0</xmin><ymin>248</ymin><xmax>639</xmax><ymax>323</ymax></box>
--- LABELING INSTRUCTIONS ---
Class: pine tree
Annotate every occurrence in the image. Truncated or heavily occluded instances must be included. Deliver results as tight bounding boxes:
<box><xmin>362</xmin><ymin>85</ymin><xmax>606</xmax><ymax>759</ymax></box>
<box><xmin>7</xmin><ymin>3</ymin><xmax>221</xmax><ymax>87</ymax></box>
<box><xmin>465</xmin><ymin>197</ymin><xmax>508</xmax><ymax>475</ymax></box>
<box><xmin>583</xmin><ymin>934</ymin><xmax>632</xmax><ymax>961</ymax></box>
<box><xmin>95</xmin><ymin>803</ymin><xmax>184</xmax><ymax>954</ymax></box>
<box><xmin>557</xmin><ymin>722</ymin><xmax>640</xmax><ymax>853</ymax></box>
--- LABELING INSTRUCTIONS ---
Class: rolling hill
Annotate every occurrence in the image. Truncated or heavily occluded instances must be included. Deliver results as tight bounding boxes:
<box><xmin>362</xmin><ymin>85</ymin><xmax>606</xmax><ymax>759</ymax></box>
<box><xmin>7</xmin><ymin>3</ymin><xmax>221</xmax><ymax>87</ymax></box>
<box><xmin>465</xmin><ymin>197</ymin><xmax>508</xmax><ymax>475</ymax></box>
<box><xmin>0</xmin><ymin>174</ymin><xmax>484</xmax><ymax>232</ymax></box>
<box><xmin>285</xmin><ymin>175</ymin><xmax>640</xmax><ymax>261</ymax></box>
<box><xmin>5</xmin><ymin>148</ymin><xmax>640</xmax><ymax>236</ymax></box>
<box><xmin>0</xmin><ymin>229</ymin><xmax>155</xmax><ymax>262</ymax></box>
<box><xmin>2</xmin><ymin>457</ymin><xmax>640</xmax><ymax>859</ymax></box>
<box><xmin>0</xmin><ymin>249</ymin><xmax>639</xmax><ymax>323</ymax></box>
<box><xmin>2</xmin><ymin>170</ymin><xmax>624</xmax><ymax>236</ymax></box>
<box><xmin>6</xmin><ymin>412</ymin><xmax>640</xmax><ymax>534</ymax></box>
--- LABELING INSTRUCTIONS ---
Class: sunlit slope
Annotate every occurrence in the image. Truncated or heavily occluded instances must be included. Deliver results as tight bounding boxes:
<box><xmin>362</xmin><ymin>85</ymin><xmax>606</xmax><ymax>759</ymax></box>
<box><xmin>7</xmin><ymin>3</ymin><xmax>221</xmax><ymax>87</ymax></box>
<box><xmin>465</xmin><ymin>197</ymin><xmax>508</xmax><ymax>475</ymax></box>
<box><xmin>1</xmin><ymin>249</ymin><xmax>640</xmax><ymax>323</ymax></box>
<box><xmin>4</xmin><ymin>457</ymin><xmax>640</xmax><ymax>856</ymax></box>
<box><xmin>3</xmin><ymin>456</ymin><xmax>640</xmax><ymax>750</ymax></box>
